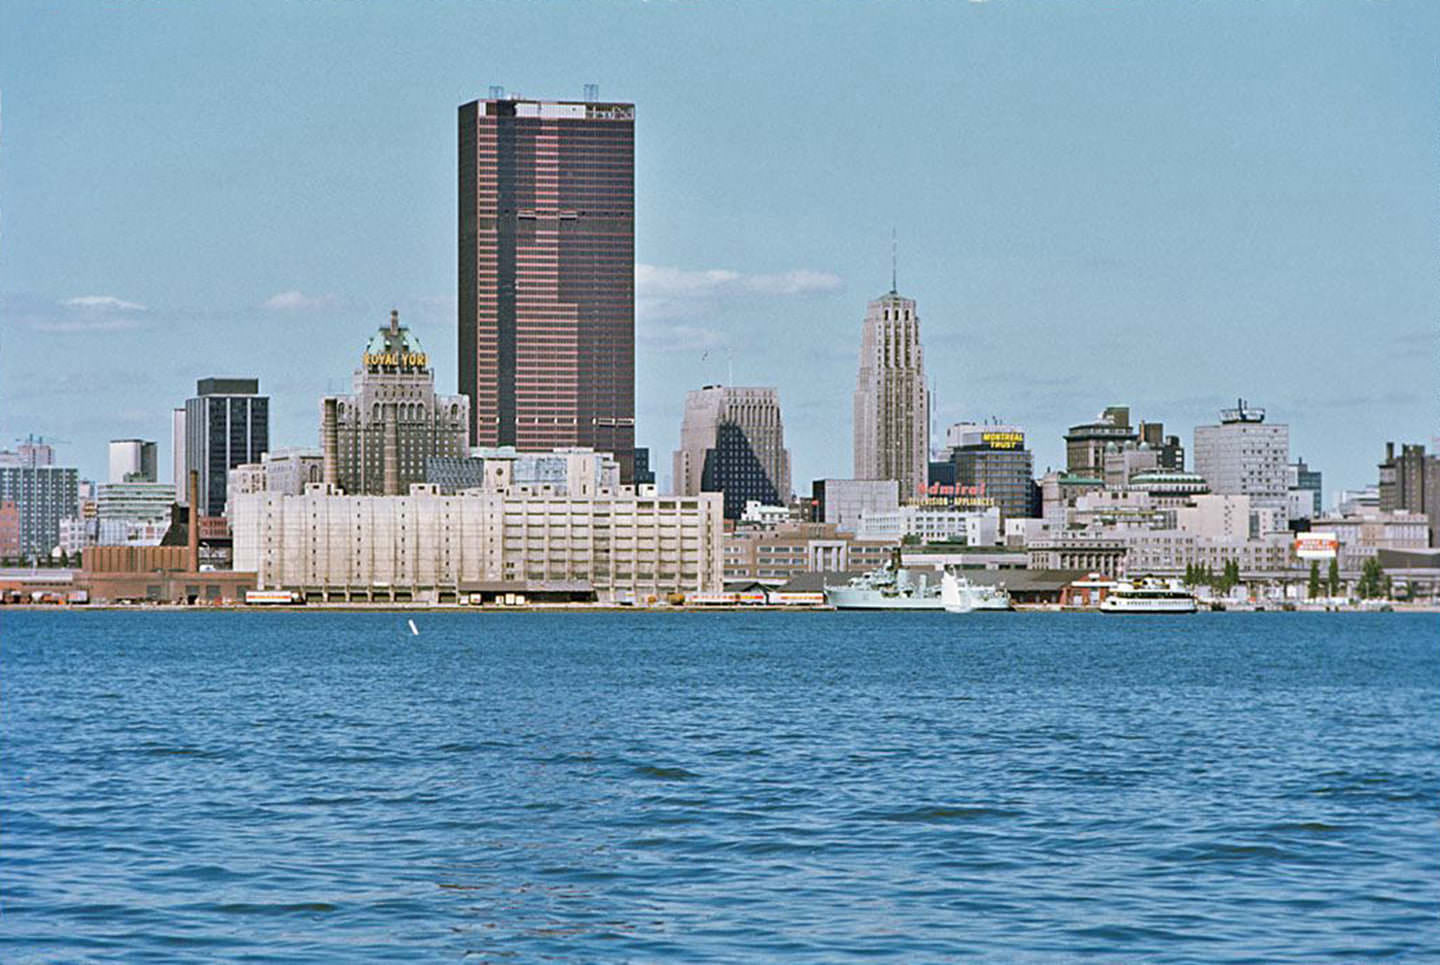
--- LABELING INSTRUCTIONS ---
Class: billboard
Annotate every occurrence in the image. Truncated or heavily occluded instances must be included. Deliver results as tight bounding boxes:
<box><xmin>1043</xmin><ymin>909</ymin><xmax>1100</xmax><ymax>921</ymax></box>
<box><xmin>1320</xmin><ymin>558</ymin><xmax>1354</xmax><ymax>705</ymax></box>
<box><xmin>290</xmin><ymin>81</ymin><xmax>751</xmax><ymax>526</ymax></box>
<box><xmin>1294</xmin><ymin>532</ymin><xmax>1339</xmax><ymax>561</ymax></box>
<box><xmin>945</xmin><ymin>423</ymin><xmax>1026</xmax><ymax>451</ymax></box>
<box><xmin>916</xmin><ymin>481</ymin><xmax>994</xmax><ymax>509</ymax></box>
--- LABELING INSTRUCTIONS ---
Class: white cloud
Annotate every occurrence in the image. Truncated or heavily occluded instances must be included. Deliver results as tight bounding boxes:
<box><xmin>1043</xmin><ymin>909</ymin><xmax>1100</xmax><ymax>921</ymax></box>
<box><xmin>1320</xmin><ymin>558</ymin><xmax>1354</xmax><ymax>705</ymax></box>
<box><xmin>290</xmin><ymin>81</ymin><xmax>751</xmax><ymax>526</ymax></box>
<box><xmin>742</xmin><ymin>269</ymin><xmax>845</xmax><ymax>296</ymax></box>
<box><xmin>637</xmin><ymin>323</ymin><xmax>727</xmax><ymax>354</ymax></box>
<box><xmin>62</xmin><ymin>295</ymin><xmax>147</xmax><ymax>311</ymax></box>
<box><xmin>31</xmin><ymin>317</ymin><xmax>146</xmax><ymax>333</ymax></box>
<box><xmin>636</xmin><ymin>264</ymin><xmax>841</xmax><ymax>299</ymax></box>
<box><xmin>263</xmin><ymin>290</ymin><xmax>340</xmax><ymax>311</ymax></box>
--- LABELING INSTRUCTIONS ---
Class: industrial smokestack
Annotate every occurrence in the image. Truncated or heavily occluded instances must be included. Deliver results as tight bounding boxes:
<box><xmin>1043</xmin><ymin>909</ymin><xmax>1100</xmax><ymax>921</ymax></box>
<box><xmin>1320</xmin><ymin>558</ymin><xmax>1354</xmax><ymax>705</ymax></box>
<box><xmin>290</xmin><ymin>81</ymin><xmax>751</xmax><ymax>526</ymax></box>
<box><xmin>187</xmin><ymin>469</ymin><xmax>200</xmax><ymax>573</ymax></box>
<box><xmin>322</xmin><ymin>397</ymin><xmax>340</xmax><ymax>487</ymax></box>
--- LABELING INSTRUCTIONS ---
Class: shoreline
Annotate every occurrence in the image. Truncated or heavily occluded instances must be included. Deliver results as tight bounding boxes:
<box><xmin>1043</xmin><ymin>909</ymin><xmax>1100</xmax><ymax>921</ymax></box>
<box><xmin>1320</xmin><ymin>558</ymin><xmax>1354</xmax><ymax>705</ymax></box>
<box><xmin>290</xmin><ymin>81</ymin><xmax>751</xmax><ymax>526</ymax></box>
<box><xmin>4</xmin><ymin>603</ymin><xmax>1436</xmax><ymax>614</ymax></box>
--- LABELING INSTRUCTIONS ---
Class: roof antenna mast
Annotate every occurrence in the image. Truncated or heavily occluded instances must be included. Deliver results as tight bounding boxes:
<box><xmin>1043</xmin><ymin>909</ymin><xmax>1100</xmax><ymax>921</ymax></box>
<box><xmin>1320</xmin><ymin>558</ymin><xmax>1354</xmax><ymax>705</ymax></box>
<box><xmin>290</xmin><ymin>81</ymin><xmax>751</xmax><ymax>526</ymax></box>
<box><xmin>881</xmin><ymin>227</ymin><xmax>892</xmax><ymax>295</ymax></box>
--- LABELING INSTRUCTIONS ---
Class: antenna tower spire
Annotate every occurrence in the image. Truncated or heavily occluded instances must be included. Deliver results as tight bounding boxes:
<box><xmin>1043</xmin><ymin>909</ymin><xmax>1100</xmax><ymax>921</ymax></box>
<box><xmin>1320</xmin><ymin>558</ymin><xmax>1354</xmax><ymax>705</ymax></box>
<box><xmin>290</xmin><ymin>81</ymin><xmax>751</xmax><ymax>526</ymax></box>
<box><xmin>881</xmin><ymin>227</ymin><xmax>892</xmax><ymax>295</ymax></box>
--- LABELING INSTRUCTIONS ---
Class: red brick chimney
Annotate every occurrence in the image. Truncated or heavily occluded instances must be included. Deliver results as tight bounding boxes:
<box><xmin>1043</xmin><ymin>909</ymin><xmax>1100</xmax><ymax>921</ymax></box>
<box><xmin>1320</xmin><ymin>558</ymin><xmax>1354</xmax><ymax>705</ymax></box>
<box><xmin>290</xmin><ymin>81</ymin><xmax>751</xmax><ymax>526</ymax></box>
<box><xmin>187</xmin><ymin>469</ymin><xmax>200</xmax><ymax>572</ymax></box>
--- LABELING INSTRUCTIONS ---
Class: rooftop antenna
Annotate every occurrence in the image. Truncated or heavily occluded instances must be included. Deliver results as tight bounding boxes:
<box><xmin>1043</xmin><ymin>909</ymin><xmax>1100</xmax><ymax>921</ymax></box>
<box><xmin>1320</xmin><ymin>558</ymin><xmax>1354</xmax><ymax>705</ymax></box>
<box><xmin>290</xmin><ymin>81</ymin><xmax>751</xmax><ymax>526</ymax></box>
<box><xmin>489</xmin><ymin>85</ymin><xmax>505</xmax><ymax>100</ymax></box>
<box><xmin>583</xmin><ymin>83</ymin><xmax>599</xmax><ymax>102</ymax></box>
<box><xmin>390</xmin><ymin>309</ymin><xmax>399</xmax><ymax>334</ymax></box>
<box><xmin>890</xmin><ymin>227</ymin><xmax>898</xmax><ymax>293</ymax></box>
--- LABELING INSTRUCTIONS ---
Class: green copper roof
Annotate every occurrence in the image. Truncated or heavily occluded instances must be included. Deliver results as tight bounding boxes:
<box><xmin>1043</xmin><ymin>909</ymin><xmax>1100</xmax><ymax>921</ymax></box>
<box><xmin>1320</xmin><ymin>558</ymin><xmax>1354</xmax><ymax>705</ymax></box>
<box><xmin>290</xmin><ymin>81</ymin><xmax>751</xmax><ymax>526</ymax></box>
<box><xmin>362</xmin><ymin>311</ymin><xmax>428</xmax><ymax>370</ymax></box>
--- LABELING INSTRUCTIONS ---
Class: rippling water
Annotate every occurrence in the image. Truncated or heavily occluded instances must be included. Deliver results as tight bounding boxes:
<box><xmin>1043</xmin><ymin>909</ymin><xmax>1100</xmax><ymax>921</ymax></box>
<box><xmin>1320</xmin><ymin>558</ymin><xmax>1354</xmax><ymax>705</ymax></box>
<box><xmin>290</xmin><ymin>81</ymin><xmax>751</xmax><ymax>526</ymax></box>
<box><xmin>3</xmin><ymin>611</ymin><xmax>1438</xmax><ymax>961</ymax></box>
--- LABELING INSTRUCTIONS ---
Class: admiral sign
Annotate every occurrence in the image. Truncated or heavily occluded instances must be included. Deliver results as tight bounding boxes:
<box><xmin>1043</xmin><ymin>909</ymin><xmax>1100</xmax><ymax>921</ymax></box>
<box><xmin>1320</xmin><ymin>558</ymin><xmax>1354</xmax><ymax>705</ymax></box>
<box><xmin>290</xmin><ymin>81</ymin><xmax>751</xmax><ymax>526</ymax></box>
<box><xmin>916</xmin><ymin>481</ymin><xmax>994</xmax><ymax>509</ymax></box>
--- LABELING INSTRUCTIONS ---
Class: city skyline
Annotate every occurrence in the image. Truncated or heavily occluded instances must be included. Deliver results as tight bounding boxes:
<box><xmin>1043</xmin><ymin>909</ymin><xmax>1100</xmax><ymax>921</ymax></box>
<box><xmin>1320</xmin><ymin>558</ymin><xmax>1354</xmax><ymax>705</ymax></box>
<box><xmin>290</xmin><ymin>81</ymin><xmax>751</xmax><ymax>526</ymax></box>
<box><xmin>2</xmin><ymin>1</ymin><xmax>1436</xmax><ymax>491</ymax></box>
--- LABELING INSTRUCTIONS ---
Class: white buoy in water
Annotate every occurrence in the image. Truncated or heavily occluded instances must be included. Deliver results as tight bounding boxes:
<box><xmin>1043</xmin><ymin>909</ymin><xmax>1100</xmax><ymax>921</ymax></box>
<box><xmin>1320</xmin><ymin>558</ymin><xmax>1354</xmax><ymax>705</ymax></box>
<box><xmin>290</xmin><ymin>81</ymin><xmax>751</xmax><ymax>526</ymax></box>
<box><xmin>408</xmin><ymin>619</ymin><xmax>419</xmax><ymax>636</ymax></box>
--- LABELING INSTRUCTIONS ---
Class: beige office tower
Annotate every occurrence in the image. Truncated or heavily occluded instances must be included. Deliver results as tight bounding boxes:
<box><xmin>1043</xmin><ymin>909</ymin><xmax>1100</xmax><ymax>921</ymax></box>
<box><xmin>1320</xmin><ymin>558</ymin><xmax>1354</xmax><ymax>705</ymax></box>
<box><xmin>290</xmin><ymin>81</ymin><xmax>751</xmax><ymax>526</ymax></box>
<box><xmin>672</xmin><ymin>385</ymin><xmax>791</xmax><ymax>520</ymax></box>
<box><xmin>320</xmin><ymin>311</ymin><xmax>470</xmax><ymax>496</ymax></box>
<box><xmin>853</xmin><ymin>290</ymin><xmax>929</xmax><ymax>502</ymax></box>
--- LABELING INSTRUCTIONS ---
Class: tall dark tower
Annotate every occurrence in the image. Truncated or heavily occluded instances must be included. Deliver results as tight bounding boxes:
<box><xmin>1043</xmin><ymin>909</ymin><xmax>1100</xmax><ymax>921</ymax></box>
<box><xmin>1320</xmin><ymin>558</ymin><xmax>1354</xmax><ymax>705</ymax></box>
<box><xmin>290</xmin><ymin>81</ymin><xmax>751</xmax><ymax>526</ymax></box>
<box><xmin>459</xmin><ymin>94</ymin><xmax>636</xmax><ymax>479</ymax></box>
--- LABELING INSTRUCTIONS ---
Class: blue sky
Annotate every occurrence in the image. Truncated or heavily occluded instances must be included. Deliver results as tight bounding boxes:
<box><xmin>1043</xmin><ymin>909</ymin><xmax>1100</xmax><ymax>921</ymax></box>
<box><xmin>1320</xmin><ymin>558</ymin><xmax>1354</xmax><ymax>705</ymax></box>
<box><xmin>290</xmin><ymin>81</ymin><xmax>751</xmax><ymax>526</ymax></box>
<box><xmin>2</xmin><ymin>0</ymin><xmax>1436</xmax><ymax>497</ymax></box>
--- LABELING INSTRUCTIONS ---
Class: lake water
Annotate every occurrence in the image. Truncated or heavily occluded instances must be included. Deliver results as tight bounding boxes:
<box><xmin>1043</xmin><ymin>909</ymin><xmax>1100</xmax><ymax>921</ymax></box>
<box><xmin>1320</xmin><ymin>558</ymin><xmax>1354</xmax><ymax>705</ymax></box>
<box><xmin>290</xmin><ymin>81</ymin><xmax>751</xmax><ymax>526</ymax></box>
<box><xmin>3</xmin><ymin>611</ymin><xmax>1437</xmax><ymax>961</ymax></box>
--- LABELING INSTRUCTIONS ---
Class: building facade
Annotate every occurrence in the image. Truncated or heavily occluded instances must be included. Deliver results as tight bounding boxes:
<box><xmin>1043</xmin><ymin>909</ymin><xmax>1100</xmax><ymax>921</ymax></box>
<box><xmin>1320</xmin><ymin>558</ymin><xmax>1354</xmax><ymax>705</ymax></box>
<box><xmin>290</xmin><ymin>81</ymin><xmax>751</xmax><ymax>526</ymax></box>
<box><xmin>1065</xmin><ymin>406</ymin><xmax>1137</xmax><ymax>475</ymax></box>
<box><xmin>0</xmin><ymin>501</ymin><xmax>20</xmax><ymax>561</ymax></box>
<box><xmin>459</xmin><ymin>94</ymin><xmax>636</xmax><ymax>478</ymax></box>
<box><xmin>1192</xmin><ymin>400</ymin><xmax>1289</xmax><ymax>526</ymax></box>
<box><xmin>263</xmin><ymin>449</ymin><xmax>326</xmax><ymax>496</ymax></box>
<box><xmin>1378</xmin><ymin>442</ymin><xmax>1439</xmax><ymax>547</ymax></box>
<box><xmin>172</xmin><ymin>408</ymin><xmax>187</xmax><ymax>502</ymax></box>
<box><xmin>852</xmin><ymin>290</ymin><xmax>929</xmax><ymax>501</ymax></box>
<box><xmin>673</xmin><ymin>385</ymin><xmax>791</xmax><ymax>520</ymax></box>
<box><xmin>0</xmin><ymin>436</ymin><xmax>56</xmax><ymax>469</ymax></box>
<box><xmin>942</xmin><ymin>423</ymin><xmax>1036</xmax><ymax>520</ymax></box>
<box><xmin>855</xmin><ymin>505</ymin><xmax>1001</xmax><ymax>546</ymax></box>
<box><xmin>96</xmin><ymin>481</ymin><xmax>174</xmax><ymax>525</ymax></box>
<box><xmin>321</xmin><ymin>312</ymin><xmax>469</xmax><ymax>496</ymax></box>
<box><xmin>811</xmin><ymin>478</ymin><xmax>900</xmax><ymax>535</ymax></box>
<box><xmin>721</xmin><ymin>521</ymin><xmax>895</xmax><ymax>583</ymax></box>
<box><xmin>0</xmin><ymin>466</ymin><xmax>79</xmax><ymax>558</ymax></box>
<box><xmin>1287</xmin><ymin>458</ymin><xmax>1323</xmax><ymax>520</ymax></box>
<box><xmin>1137</xmin><ymin>421</ymin><xmax>1185</xmax><ymax>471</ymax></box>
<box><xmin>228</xmin><ymin>449</ymin><xmax>327</xmax><ymax>501</ymax></box>
<box><xmin>231</xmin><ymin>481</ymin><xmax>723</xmax><ymax>603</ymax></box>
<box><xmin>1311</xmin><ymin>509</ymin><xmax>1429</xmax><ymax>573</ymax></box>
<box><xmin>1026</xmin><ymin>535</ymin><xmax>1128</xmax><ymax>577</ymax></box>
<box><xmin>425</xmin><ymin>447</ymin><xmax>621</xmax><ymax>497</ymax></box>
<box><xmin>185</xmin><ymin>378</ymin><xmax>269</xmax><ymax>517</ymax></box>
<box><xmin>108</xmin><ymin>439</ymin><xmax>158</xmax><ymax>483</ymax></box>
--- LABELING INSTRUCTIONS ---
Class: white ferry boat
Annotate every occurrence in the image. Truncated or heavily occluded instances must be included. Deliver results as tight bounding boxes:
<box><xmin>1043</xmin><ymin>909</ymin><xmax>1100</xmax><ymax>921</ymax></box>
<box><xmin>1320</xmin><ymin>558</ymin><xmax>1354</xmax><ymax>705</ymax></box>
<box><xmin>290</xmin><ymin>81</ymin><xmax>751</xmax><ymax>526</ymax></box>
<box><xmin>940</xmin><ymin>570</ymin><xmax>1013</xmax><ymax>613</ymax></box>
<box><xmin>823</xmin><ymin>563</ymin><xmax>944</xmax><ymax>610</ymax></box>
<box><xmin>1100</xmin><ymin>578</ymin><xmax>1198</xmax><ymax>614</ymax></box>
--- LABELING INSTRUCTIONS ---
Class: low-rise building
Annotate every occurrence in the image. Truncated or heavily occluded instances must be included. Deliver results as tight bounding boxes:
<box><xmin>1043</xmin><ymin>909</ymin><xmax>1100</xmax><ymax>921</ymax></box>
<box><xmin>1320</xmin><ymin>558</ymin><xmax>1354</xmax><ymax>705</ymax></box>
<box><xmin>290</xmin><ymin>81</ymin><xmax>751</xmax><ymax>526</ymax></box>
<box><xmin>0</xmin><ymin>501</ymin><xmax>21</xmax><ymax>561</ymax></box>
<box><xmin>1310</xmin><ymin>509</ymin><xmax>1429</xmax><ymax>573</ymax></box>
<box><xmin>263</xmin><ymin>448</ymin><xmax>325</xmax><ymax>495</ymax></box>
<box><xmin>1039</xmin><ymin>471</ymin><xmax>1105</xmax><ymax>526</ymax></box>
<box><xmin>1122</xmin><ymin>530</ymin><xmax>1293</xmax><ymax>578</ymax></box>
<box><xmin>855</xmin><ymin>504</ymin><xmax>1001</xmax><ymax>546</ymax></box>
<box><xmin>426</xmin><ymin>447</ymin><xmax>620</xmax><ymax>497</ymax></box>
<box><xmin>1126</xmin><ymin>469</ymin><xmax>1210</xmax><ymax>509</ymax></box>
<box><xmin>722</xmin><ymin>521</ymin><xmax>894</xmax><ymax>583</ymax></box>
<box><xmin>739</xmin><ymin>501</ymin><xmax>790</xmax><ymax>526</ymax></box>
<box><xmin>811</xmin><ymin>478</ymin><xmax>900</xmax><ymax>535</ymax></box>
<box><xmin>1026</xmin><ymin>535</ymin><xmax>1127</xmax><ymax>577</ymax></box>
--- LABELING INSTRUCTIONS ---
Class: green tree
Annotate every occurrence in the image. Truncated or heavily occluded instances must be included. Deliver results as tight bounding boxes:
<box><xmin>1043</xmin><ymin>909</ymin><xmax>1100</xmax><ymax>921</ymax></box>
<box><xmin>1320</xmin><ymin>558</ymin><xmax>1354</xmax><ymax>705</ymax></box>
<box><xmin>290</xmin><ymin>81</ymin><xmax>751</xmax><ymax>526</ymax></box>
<box><xmin>1356</xmin><ymin>557</ymin><xmax>1385</xmax><ymax>599</ymax></box>
<box><xmin>1308</xmin><ymin>560</ymin><xmax>1321</xmax><ymax>600</ymax></box>
<box><xmin>1327</xmin><ymin>557</ymin><xmax>1341</xmax><ymax>598</ymax></box>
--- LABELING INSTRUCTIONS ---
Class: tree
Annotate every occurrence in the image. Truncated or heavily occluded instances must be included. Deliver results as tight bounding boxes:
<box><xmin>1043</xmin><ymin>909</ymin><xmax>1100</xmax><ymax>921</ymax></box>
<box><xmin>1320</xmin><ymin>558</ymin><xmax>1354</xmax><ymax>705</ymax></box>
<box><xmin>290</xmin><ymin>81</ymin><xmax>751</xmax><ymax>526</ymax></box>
<box><xmin>1356</xmin><ymin>557</ymin><xmax>1385</xmax><ymax>599</ymax></box>
<box><xmin>1327</xmin><ymin>557</ymin><xmax>1341</xmax><ymax>598</ymax></box>
<box><xmin>1308</xmin><ymin>560</ymin><xmax>1321</xmax><ymax>600</ymax></box>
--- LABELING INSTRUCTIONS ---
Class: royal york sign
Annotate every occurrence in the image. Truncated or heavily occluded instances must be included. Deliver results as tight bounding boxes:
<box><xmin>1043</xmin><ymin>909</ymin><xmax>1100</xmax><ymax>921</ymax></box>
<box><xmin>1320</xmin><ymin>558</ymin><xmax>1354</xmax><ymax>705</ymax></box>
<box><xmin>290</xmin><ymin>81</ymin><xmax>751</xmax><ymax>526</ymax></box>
<box><xmin>364</xmin><ymin>351</ymin><xmax>428</xmax><ymax>369</ymax></box>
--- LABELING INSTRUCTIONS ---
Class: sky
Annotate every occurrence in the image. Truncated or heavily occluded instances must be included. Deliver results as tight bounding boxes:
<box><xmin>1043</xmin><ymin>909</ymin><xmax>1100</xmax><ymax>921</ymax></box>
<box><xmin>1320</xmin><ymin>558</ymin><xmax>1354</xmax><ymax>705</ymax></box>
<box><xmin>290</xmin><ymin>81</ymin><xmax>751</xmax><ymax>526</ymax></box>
<box><xmin>2</xmin><ymin>0</ymin><xmax>1436</xmax><ymax>498</ymax></box>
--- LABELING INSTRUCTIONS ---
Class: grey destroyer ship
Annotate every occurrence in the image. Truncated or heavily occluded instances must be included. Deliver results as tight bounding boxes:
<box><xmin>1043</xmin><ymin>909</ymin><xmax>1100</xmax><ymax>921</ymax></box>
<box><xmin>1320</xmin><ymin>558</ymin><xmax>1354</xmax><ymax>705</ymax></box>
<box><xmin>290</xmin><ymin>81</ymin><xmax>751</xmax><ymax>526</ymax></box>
<box><xmin>822</xmin><ymin>556</ymin><xmax>944</xmax><ymax>610</ymax></box>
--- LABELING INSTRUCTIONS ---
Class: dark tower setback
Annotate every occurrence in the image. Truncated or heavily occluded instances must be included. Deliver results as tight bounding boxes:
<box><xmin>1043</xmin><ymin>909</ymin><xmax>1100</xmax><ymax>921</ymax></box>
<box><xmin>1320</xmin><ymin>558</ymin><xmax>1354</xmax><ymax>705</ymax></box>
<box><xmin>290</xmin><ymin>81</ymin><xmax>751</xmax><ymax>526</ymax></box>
<box><xmin>459</xmin><ymin>95</ymin><xmax>636</xmax><ymax>480</ymax></box>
